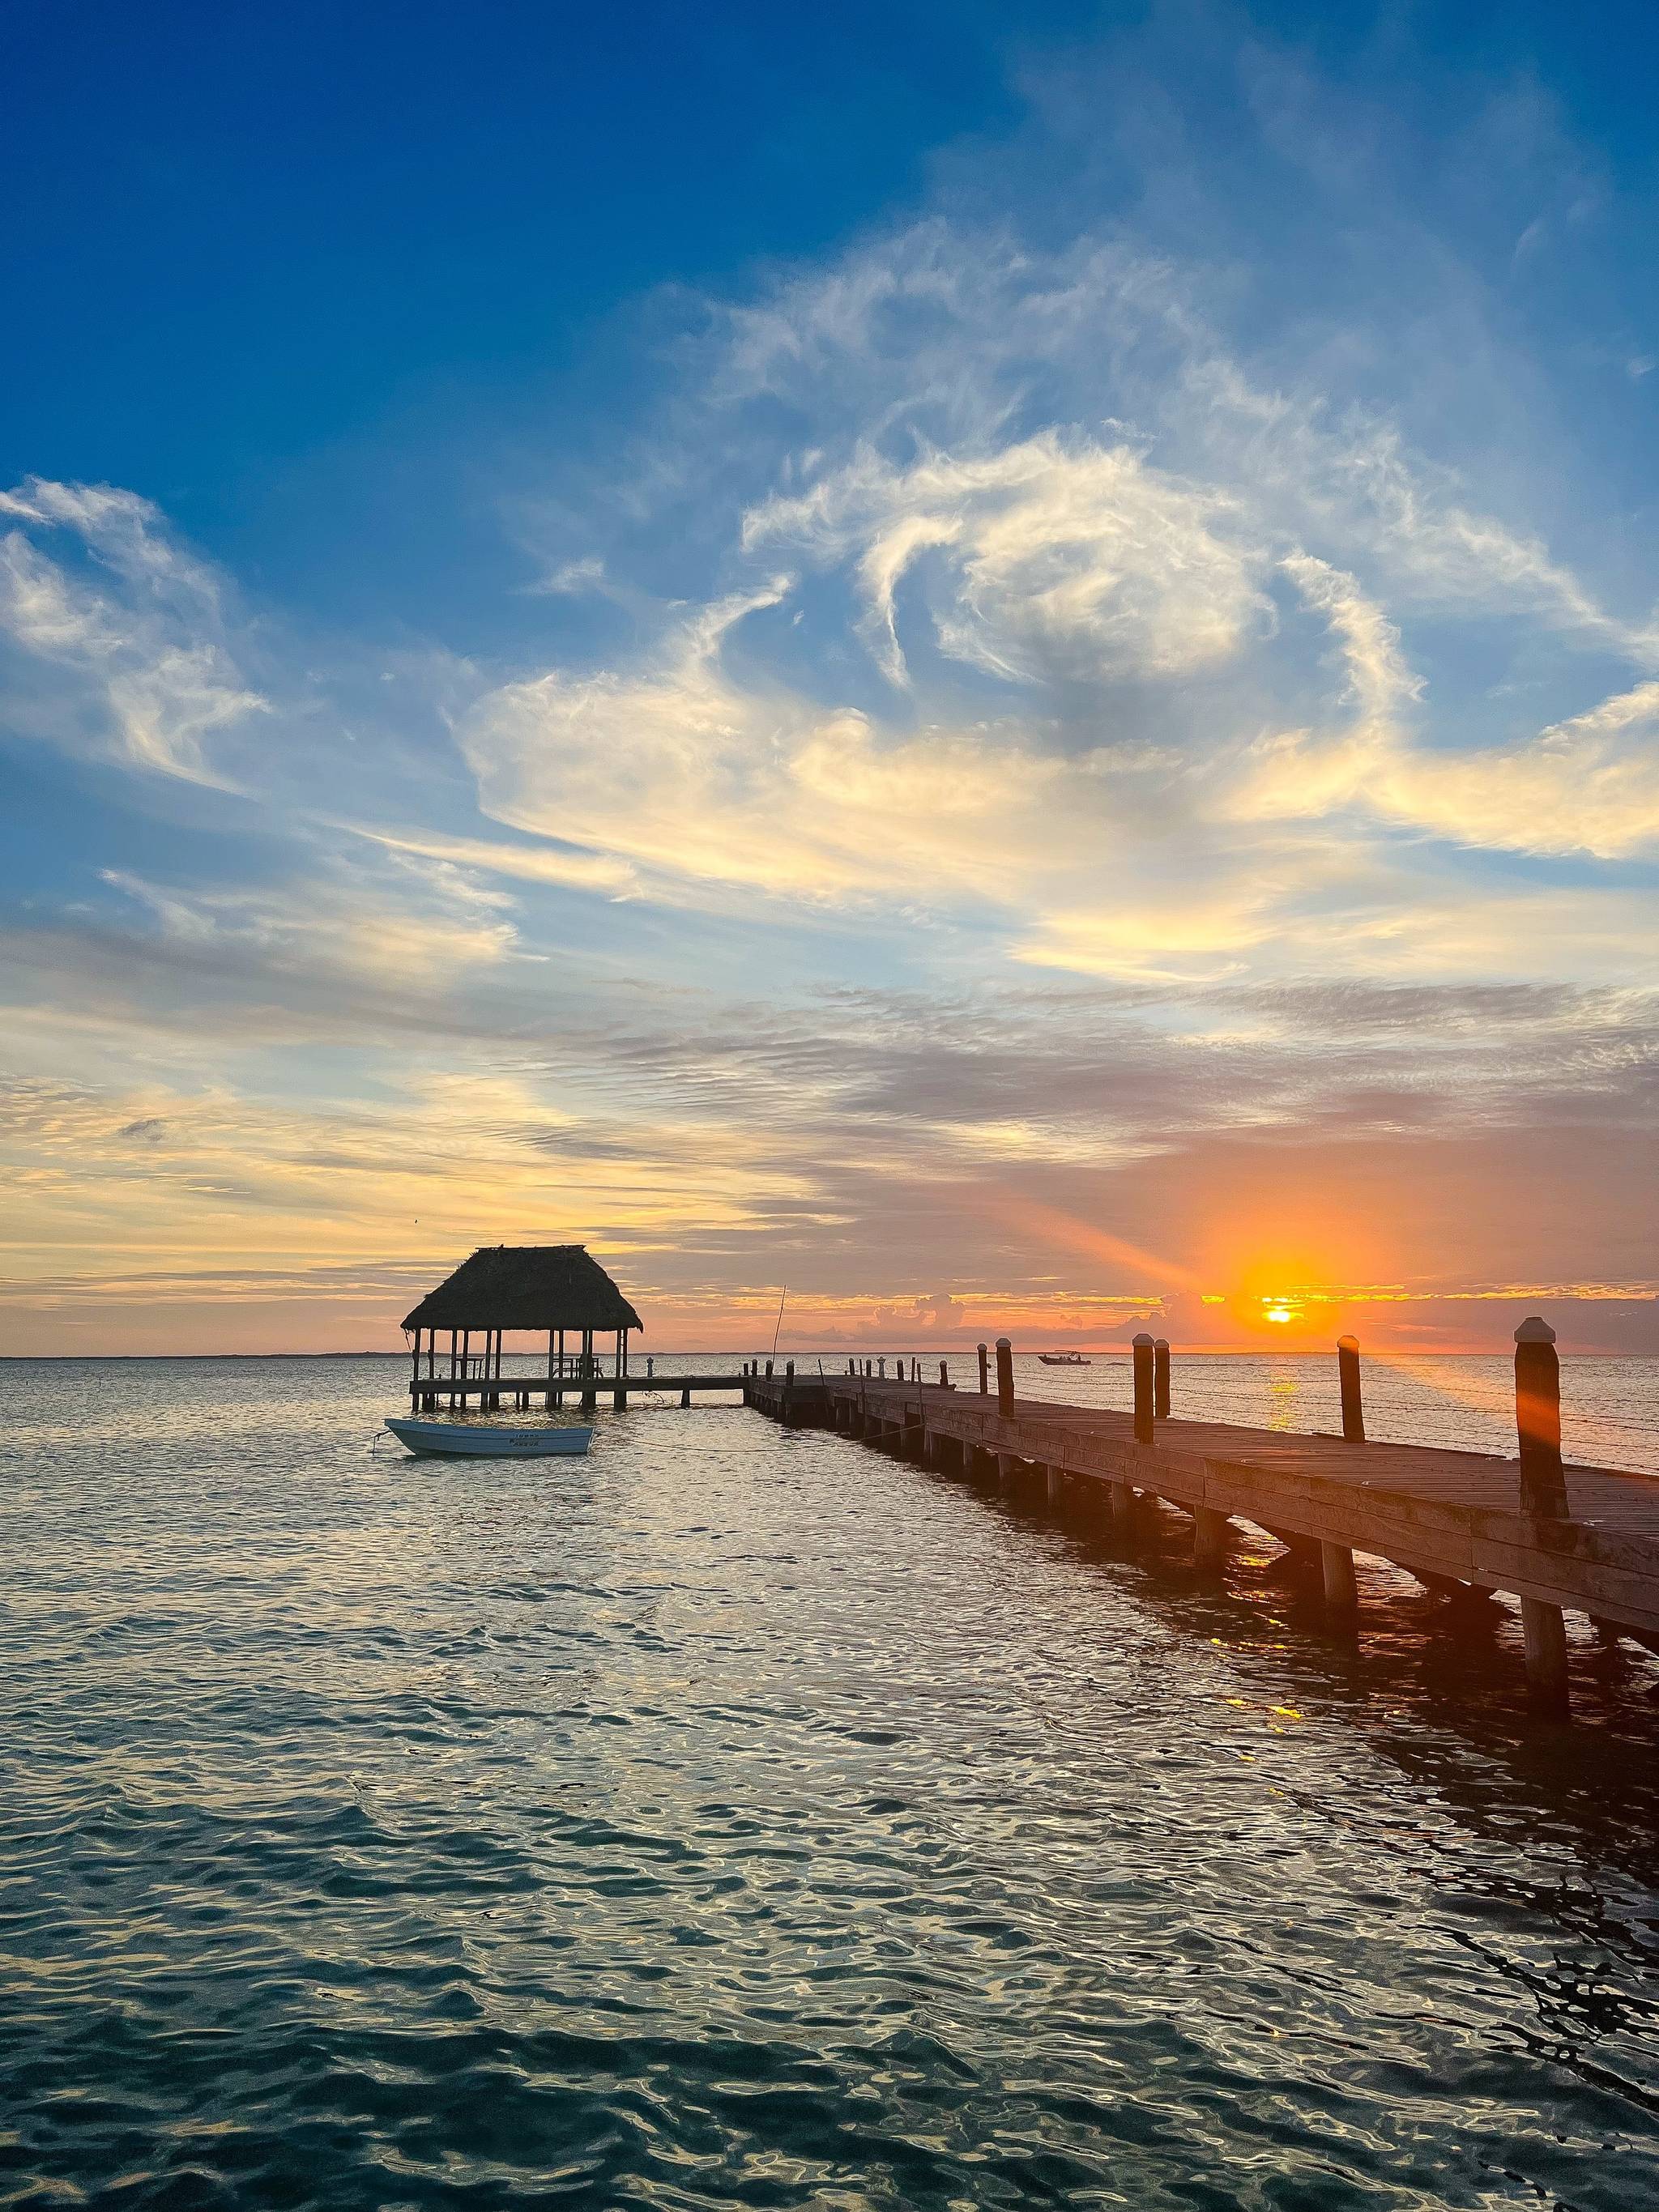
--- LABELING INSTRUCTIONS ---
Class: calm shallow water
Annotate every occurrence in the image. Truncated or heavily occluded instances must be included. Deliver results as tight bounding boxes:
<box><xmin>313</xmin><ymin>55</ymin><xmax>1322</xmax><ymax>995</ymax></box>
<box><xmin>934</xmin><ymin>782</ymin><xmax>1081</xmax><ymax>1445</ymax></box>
<box><xmin>2</xmin><ymin>1356</ymin><xmax>1657</xmax><ymax>2210</ymax></box>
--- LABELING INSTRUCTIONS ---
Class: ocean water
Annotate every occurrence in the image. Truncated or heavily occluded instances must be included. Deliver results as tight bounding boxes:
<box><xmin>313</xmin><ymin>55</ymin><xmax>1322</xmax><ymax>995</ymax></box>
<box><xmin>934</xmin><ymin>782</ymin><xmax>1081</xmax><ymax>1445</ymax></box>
<box><xmin>2</xmin><ymin>1354</ymin><xmax>1657</xmax><ymax>2211</ymax></box>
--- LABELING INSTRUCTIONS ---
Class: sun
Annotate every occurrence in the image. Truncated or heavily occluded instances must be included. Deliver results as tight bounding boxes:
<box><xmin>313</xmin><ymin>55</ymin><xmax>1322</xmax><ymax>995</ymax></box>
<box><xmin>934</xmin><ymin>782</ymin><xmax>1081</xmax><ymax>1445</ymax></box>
<box><xmin>1260</xmin><ymin>1298</ymin><xmax>1299</xmax><ymax>1326</ymax></box>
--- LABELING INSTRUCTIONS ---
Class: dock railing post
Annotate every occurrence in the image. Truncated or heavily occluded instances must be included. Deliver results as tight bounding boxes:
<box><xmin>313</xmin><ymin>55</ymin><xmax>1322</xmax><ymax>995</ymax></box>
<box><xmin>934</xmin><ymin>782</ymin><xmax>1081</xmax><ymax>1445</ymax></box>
<box><xmin>1515</xmin><ymin>1317</ymin><xmax>1567</xmax><ymax>1519</ymax></box>
<box><xmin>977</xmin><ymin>1342</ymin><xmax>989</xmax><ymax>1395</ymax></box>
<box><xmin>1337</xmin><ymin>1335</ymin><xmax>1364</xmax><ymax>1442</ymax></box>
<box><xmin>995</xmin><ymin>1338</ymin><xmax>1013</xmax><ymax>1420</ymax></box>
<box><xmin>1132</xmin><ymin>1334</ymin><xmax>1154</xmax><ymax>1447</ymax></box>
<box><xmin>939</xmin><ymin>1360</ymin><xmax>948</xmax><ymax>1387</ymax></box>
<box><xmin>1154</xmin><ymin>1337</ymin><xmax>1171</xmax><ymax>1421</ymax></box>
<box><xmin>1514</xmin><ymin>1317</ymin><xmax>1569</xmax><ymax>1711</ymax></box>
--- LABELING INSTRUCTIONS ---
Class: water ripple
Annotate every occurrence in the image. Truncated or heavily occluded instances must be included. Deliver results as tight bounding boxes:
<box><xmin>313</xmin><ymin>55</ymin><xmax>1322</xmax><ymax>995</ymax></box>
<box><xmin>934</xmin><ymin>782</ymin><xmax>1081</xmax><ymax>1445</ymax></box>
<box><xmin>2</xmin><ymin>1354</ymin><xmax>1657</xmax><ymax>2209</ymax></box>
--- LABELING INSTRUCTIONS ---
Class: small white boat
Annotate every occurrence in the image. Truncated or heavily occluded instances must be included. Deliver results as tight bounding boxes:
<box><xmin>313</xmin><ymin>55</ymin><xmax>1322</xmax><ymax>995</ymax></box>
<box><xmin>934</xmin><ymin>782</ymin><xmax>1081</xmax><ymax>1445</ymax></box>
<box><xmin>385</xmin><ymin>1417</ymin><xmax>593</xmax><ymax>1458</ymax></box>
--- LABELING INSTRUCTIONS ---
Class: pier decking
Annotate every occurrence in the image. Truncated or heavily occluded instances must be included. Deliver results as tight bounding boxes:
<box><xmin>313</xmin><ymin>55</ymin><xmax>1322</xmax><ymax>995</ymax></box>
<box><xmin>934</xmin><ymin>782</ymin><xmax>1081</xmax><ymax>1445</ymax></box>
<box><xmin>745</xmin><ymin>1368</ymin><xmax>1659</xmax><ymax>1711</ymax></box>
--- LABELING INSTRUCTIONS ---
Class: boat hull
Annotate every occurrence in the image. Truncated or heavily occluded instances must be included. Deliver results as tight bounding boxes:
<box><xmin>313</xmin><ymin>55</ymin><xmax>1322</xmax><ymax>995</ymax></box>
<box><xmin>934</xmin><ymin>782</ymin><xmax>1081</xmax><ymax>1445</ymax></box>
<box><xmin>385</xmin><ymin>1417</ymin><xmax>593</xmax><ymax>1458</ymax></box>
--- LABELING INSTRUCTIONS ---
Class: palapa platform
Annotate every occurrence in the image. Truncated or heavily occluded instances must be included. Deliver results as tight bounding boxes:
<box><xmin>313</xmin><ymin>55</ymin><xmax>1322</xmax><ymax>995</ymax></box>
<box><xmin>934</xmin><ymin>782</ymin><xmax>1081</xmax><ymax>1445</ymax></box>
<box><xmin>744</xmin><ymin>1366</ymin><xmax>1659</xmax><ymax>1712</ymax></box>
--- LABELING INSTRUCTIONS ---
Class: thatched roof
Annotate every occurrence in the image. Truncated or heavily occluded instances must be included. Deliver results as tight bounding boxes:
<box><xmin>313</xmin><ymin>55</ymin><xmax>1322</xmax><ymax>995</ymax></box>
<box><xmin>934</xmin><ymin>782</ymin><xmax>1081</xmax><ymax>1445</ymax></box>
<box><xmin>403</xmin><ymin>1247</ymin><xmax>643</xmax><ymax>1333</ymax></box>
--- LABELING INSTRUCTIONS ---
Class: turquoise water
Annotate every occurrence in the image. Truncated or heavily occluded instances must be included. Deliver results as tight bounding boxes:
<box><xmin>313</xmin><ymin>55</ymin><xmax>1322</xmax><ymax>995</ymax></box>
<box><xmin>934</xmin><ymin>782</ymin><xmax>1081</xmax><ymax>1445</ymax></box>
<box><xmin>2</xmin><ymin>1356</ymin><xmax>1657</xmax><ymax>2210</ymax></box>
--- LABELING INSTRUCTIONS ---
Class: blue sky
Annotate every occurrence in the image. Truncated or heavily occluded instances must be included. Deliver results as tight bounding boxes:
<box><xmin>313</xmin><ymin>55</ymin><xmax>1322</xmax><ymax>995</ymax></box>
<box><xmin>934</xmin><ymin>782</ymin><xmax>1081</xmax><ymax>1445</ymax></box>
<box><xmin>2</xmin><ymin>2</ymin><xmax>1656</xmax><ymax>1357</ymax></box>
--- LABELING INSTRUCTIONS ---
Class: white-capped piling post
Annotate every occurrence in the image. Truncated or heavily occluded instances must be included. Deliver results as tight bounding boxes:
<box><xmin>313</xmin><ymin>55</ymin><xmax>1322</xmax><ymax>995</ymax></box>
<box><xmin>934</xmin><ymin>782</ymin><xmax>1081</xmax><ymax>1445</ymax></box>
<box><xmin>1515</xmin><ymin>1317</ymin><xmax>1569</xmax><ymax>1711</ymax></box>
<box><xmin>1154</xmin><ymin>1338</ymin><xmax>1171</xmax><ymax>1421</ymax></box>
<box><xmin>1337</xmin><ymin>1335</ymin><xmax>1364</xmax><ymax>1443</ymax></box>
<box><xmin>996</xmin><ymin>1337</ymin><xmax>1014</xmax><ymax>1421</ymax></box>
<box><xmin>1132</xmin><ymin>1334</ymin><xmax>1154</xmax><ymax>1447</ymax></box>
<box><xmin>978</xmin><ymin>1341</ymin><xmax>989</xmax><ymax>1394</ymax></box>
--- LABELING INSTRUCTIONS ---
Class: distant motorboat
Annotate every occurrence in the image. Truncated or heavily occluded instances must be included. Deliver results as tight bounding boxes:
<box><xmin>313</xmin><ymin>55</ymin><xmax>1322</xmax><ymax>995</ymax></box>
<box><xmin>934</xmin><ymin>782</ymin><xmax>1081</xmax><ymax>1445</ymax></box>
<box><xmin>1038</xmin><ymin>1351</ymin><xmax>1091</xmax><ymax>1366</ymax></box>
<box><xmin>385</xmin><ymin>1417</ymin><xmax>593</xmax><ymax>1458</ymax></box>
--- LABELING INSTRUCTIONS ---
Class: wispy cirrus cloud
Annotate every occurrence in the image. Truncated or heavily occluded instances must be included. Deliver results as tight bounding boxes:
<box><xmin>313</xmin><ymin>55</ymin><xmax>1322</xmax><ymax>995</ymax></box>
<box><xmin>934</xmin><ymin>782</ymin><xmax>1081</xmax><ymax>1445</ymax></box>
<box><xmin>0</xmin><ymin>478</ymin><xmax>267</xmax><ymax>787</ymax></box>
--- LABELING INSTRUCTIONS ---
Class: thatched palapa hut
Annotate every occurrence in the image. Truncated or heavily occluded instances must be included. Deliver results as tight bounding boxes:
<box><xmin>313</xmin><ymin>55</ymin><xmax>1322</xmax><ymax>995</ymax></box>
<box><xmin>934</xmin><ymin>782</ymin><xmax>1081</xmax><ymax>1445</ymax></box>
<box><xmin>403</xmin><ymin>1245</ymin><xmax>643</xmax><ymax>1412</ymax></box>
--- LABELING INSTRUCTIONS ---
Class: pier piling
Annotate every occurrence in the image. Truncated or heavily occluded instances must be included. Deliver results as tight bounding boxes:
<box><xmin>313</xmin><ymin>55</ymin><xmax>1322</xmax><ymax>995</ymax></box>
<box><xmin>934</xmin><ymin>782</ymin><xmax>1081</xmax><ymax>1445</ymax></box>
<box><xmin>1132</xmin><ymin>1334</ymin><xmax>1155</xmax><ymax>1446</ymax></box>
<box><xmin>1154</xmin><ymin>1338</ymin><xmax>1171</xmax><ymax>1420</ymax></box>
<box><xmin>1338</xmin><ymin>1336</ymin><xmax>1365</xmax><ymax>1443</ymax></box>
<box><xmin>1516</xmin><ymin>1318</ymin><xmax>1567</xmax><ymax>1519</ymax></box>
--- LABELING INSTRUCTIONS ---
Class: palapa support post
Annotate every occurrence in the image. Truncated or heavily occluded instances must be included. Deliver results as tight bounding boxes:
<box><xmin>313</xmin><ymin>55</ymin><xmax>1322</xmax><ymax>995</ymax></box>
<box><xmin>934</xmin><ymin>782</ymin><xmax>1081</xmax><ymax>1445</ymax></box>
<box><xmin>581</xmin><ymin>1327</ymin><xmax>597</xmax><ymax>1412</ymax></box>
<box><xmin>546</xmin><ymin>1329</ymin><xmax>555</xmax><ymax>1411</ymax></box>
<box><xmin>1515</xmin><ymin>1317</ymin><xmax>1567</xmax><ymax>1519</ymax></box>
<box><xmin>977</xmin><ymin>1342</ymin><xmax>989</xmax><ymax>1395</ymax></box>
<box><xmin>1132</xmin><ymin>1333</ymin><xmax>1155</xmax><ymax>1447</ymax></box>
<box><xmin>1154</xmin><ymin>1338</ymin><xmax>1171</xmax><ymax>1421</ymax></box>
<box><xmin>612</xmin><ymin>1327</ymin><xmax>626</xmax><ymax>1412</ymax></box>
<box><xmin>1337</xmin><ymin>1335</ymin><xmax>1364</xmax><ymax>1443</ymax></box>
<box><xmin>995</xmin><ymin>1338</ymin><xmax>1013</xmax><ymax>1420</ymax></box>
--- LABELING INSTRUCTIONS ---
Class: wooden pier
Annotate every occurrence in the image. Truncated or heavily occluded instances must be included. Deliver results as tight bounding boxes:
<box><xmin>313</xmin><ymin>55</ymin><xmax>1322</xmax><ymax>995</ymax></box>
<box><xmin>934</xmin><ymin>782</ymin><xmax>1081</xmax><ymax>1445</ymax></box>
<box><xmin>744</xmin><ymin>1349</ymin><xmax>1659</xmax><ymax>1715</ymax></box>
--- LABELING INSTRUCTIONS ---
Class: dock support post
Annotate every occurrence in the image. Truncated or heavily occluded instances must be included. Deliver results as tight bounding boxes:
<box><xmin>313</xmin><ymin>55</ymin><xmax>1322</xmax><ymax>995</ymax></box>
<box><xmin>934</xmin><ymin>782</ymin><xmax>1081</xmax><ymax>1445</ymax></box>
<box><xmin>1132</xmin><ymin>1334</ymin><xmax>1154</xmax><ymax>1446</ymax></box>
<box><xmin>1154</xmin><ymin>1338</ymin><xmax>1171</xmax><ymax>1420</ymax></box>
<box><xmin>939</xmin><ymin>1360</ymin><xmax>948</xmax><ymax>1387</ymax></box>
<box><xmin>1108</xmin><ymin>1481</ymin><xmax>1136</xmax><ymax>1532</ymax></box>
<box><xmin>1193</xmin><ymin>1506</ymin><xmax>1228</xmax><ymax>1571</ymax></box>
<box><xmin>1520</xmin><ymin>1596</ymin><xmax>1569</xmax><ymax>1712</ymax></box>
<box><xmin>1046</xmin><ymin>1464</ymin><xmax>1060</xmax><ymax>1504</ymax></box>
<box><xmin>1515</xmin><ymin>1318</ymin><xmax>1567</xmax><ymax>1519</ymax></box>
<box><xmin>995</xmin><ymin>1338</ymin><xmax>1013</xmax><ymax>1419</ymax></box>
<box><xmin>1321</xmin><ymin>1541</ymin><xmax>1358</xmax><ymax>1611</ymax></box>
<box><xmin>1337</xmin><ymin>1335</ymin><xmax>1364</xmax><ymax>1442</ymax></box>
<box><xmin>978</xmin><ymin>1341</ymin><xmax>989</xmax><ymax>1395</ymax></box>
